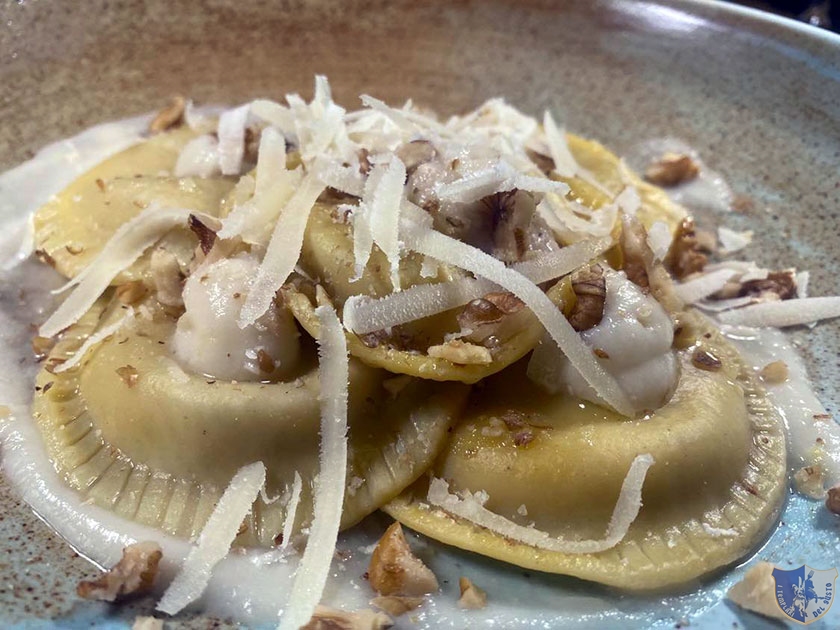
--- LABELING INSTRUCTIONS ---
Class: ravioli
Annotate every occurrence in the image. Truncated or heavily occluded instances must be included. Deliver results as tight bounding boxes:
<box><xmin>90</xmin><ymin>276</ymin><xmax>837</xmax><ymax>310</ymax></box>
<box><xmin>33</xmin><ymin>295</ymin><xmax>468</xmax><ymax>546</ymax></box>
<box><xmin>22</xmin><ymin>80</ymin><xmax>796</xmax><ymax>610</ymax></box>
<box><xmin>384</xmin><ymin>312</ymin><xmax>786</xmax><ymax>589</ymax></box>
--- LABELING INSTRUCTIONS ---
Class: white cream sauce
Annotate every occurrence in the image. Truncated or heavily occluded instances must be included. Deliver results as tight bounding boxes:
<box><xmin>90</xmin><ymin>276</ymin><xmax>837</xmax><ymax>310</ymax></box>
<box><xmin>173</xmin><ymin>253</ymin><xmax>301</xmax><ymax>381</ymax></box>
<box><xmin>0</xmin><ymin>115</ymin><xmax>836</xmax><ymax>627</ymax></box>
<box><xmin>561</xmin><ymin>270</ymin><xmax>678</xmax><ymax>412</ymax></box>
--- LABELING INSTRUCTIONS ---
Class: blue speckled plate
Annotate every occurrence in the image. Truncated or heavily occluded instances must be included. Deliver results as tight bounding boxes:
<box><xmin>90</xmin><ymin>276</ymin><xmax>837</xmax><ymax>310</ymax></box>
<box><xmin>0</xmin><ymin>0</ymin><xmax>838</xmax><ymax>628</ymax></box>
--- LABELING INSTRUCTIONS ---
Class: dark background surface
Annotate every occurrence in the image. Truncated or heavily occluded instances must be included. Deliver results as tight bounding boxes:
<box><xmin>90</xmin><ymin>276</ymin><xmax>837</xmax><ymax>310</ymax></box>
<box><xmin>745</xmin><ymin>0</ymin><xmax>839</xmax><ymax>29</ymax></box>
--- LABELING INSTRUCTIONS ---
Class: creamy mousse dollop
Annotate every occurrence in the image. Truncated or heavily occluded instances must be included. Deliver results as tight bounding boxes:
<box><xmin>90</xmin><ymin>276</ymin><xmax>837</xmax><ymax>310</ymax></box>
<box><xmin>172</xmin><ymin>253</ymin><xmax>300</xmax><ymax>381</ymax></box>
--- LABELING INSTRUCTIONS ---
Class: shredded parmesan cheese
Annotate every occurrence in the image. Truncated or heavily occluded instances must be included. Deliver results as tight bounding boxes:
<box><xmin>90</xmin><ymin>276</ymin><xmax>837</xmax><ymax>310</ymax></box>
<box><xmin>157</xmin><ymin>461</ymin><xmax>266</xmax><ymax>615</ymax></box>
<box><xmin>40</xmin><ymin>206</ymin><xmax>212</xmax><ymax>338</ymax></box>
<box><xmin>217</xmin><ymin>104</ymin><xmax>250</xmax><ymax>175</ymax></box>
<box><xmin>279</xmin><ymin>304</ymin><xmax>349</xmax><ymax>630</ymax></box>
<box><xmin>401</xmin><ymin>224</ymin><xmax>633</xmax><ymax>415</ymax></box>
<box><xmin>673</xmin><ymin>268</ymin><xmax>738</xmax><ymax>305</ymax></box>
<box><xmin>717</xmin><ymin>297</ymin><xmax>840</xmax><ymax>327</ymax></box>
<box><xmin>344</xmin><ymin>236</ymin><xmax>611</xmax><ymax>335</ymax></box>
<box><xmin>280</xmin><ymin>471</ymin><xmax>303</xmax><ymax>551</ymax></box>
<box><xmin>717</xmin><ymin>226</ymin><xmax>753</xmax><ymax>254</ymax></box>
<box><xmin>367</xmin><ymin>155</ymin><xmax>407</xmax><ymax>291</ymax></box>
<box><xmin>427</xmin><ymin>454</ymin><xmax>654</xmax><ymax>553</ymax></box>
<box><xmin>53</xmin><ymin>307</ymin><xmax>134</xmax><ymax>373</ymax></box>
<box><xmin>238</xmin><ymin>171</ymin><xmax>326</xmax><ymax>328</ymax></box>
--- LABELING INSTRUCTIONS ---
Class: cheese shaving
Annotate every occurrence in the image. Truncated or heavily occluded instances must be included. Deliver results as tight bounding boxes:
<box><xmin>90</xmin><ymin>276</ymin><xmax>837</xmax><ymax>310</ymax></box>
<box><xmin>250</xmin><ymin>99</ymin><xmax>295</xmax><ymax>132</ymax></box>
<box><xmin>542</xmin><ymin>111</ymin><xmax>578</xmax><ymax>179</ymax></box>
<box><xmin>673</xmin><ymin>268</ymin><xmax>738</xmax><ymax>305</ymax></box>
<box><xmin>717</xmin><ymin>297</ymin><xmax>840</xmax><ymax>327</ymax></box>
<box><xmin>343</xmin><ymin>237</ymin><xmax>611</xmax><ymax>335</ymax></box>
<box><xmin>279</xmin><ymin>304</ymin><xmax>349</xmax><ymax>630</ymax></box>
<box><xmin>427</xmin><ymin>454</ymin><xmax>654</xmax><ymax>553</ymax></box>
<box><xmin>53</xmin><ymin>307</ymin><xmax>134</xmax><ymax>373</ymax></box>
<box><xmin>280</xmin><ymin>471</ymin><xmax>303</xmax><ymax>551</ymax></box>
<box><xmin>401</xmin><ymin>224</ymin><xmax>633</xmax><ymax>415</ymax></box>
<box><xmin>217</xmin><ymin>104</ymin><xmax>250</xmax><ymax>176</ymax></box>
<box><xmin>717</xmin><ymin>226</ymin><xmax>753</xmax><ymax>254</ymax></box>
<box><xmin>646</xmin><ymin>221</ymin><xmax>672</xmax><ymax>261</ymax></box>
<box><xmin>156</xmin><ymin>461</ymin><xmax>266</xmax><ymax>615</ymax></box>
<box><xmin>368</xmin><ymin>155</ymin><xmax>407</xmax><ymax>291</ymax></box>
<box><xmin>40</xmin><ymin>206</ymin><xmax>211</xmax><ymax>338</ymax></box>
<box><xmin>238</xmin><ymin>171</ymin><xmax>326</xmax><ymax>328</ymax></box>
<box><xmin>255</xmin><ymin>127</ymin><xmax>287</xmax><ymax>196</ymax></box>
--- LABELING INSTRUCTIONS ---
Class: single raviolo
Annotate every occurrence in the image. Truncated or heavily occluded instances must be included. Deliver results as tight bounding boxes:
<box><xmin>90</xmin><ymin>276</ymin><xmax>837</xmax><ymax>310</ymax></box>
<box><xmin>33</xmin><ymin>127</ymin><xmax>233</xmax><ymax>283</ymax></box>
<box><xmin>384</xmin><ymin>311</ymin><xmax>786</xmax><ymax>589</ymax></box>
<box><xmin>33</xmin><ymin>295</ymin><xmax>468</xmax><ymax>547</ymax></box>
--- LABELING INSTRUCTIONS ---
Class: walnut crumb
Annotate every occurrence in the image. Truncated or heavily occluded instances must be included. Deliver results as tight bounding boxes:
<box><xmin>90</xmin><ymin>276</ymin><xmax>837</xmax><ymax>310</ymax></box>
<box><xmin>256</xmin><ymin>349</ymin><xmax>275</xmax><ymax>374</ymax></box>
<box><xmin>692</xmin><ymin>349</ymin><xmax>721</xmax><ymax>372</ymax></box>
<box><xmin>77</xmin><ymin>541</ymin><xmax>162</xmax><ymax>602</ymax></box>
<box><xmin>793</xmin><ymin>465</ymin><xmax>825</xmax><ymax>500</ymax></box>
<box><xmin>427</xmin><ymin>340</ymin><xmax>492</xmax><ymax>365</ymax></box>
<box><xmin>149</xmin><ymin>96</ymin><xmax>186</xmax><ymax>134</ymax></box>
<box><xmin>457</xmin><ymin>577</ymin><xmax>487</xmax><ymax>610</ymax></box>
<box><xmin>301</xmin><ymin>605</ymin><xmax>393</xmax><ymax>630</ymax></box>
<box><xmin>116</xmin><ymin>365</ymin><xmax>139</xmax><ymax>388</ymax></box>
<box><xmin>727</xmin><ymin>562</ymin><xmax>790</xmax><ymax>621</ymax></box>
<box><xmin>370</xmin><ymin>595</ymin><xmax>424</xmax><ymax>616</ymax></box>
<box><xmin>593</xmin><ymin>348</ymin><xmax>610</xmax><ymax>359</ymax></box>
<box><xmin>644</xmin><ymin>152</ymin><xmax>699</xmax><ymax>187</ymax></box>
<box><xmin>759</xmin><ymin>360</ymin><xmax>788</xmax><ymax>384</ymax></box>
<box><xmin>826</xmin><ymin>483</ymin><xmax>840</xmax><ymax>515</ymax></box>
<box><xmin>368</xmin><ymin>522</ymin><xmax>439</xmax><ymax>596</ymax></box>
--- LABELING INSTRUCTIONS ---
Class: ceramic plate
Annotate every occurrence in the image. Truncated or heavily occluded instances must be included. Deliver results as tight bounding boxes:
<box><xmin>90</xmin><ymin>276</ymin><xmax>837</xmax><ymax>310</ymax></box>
<box><xmin>1</xmin><ymin>0</ymin><xmax>838</xmax><ymax>627</ymax></box>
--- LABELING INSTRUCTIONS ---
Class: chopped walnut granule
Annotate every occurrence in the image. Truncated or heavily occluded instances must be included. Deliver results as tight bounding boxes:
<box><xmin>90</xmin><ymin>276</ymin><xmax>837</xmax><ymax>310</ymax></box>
<box><xmin>132</xmin><ymin>617</ymin><xmax>164</xmax><ymax>630</ymax></box>
<box><xmin>726</xmin><ymin>562</ymin><xmax>789</xmax><ymax>621</ymax></box>
<box><xmin>116</xmin><ymin>280</ymin><xmax>150</xmax><ymax>306</ymax></box>
<box><xmin>664</xmin><ymin>218</ymin><xmax>708</xmax><ymax>280</ymax></box>
<box><xmin>568</xmin><ymin>265</ymin><xmax>606</xmax><ymax>332</ymax></box>
<box><xmin>370</xmin><ymin>595</ymin><xmax>424</xmax><ymax>616</ymax></box>
<box><xmin>826</xmin><ymin>483</ymin><xmax>840</xmax><ymax>515</ymax></box>
<box><xmin>427</xmin><ymin>340</ymin><xmax>492</xmax><ymax>365</ymax></box>
<box><xmin>759</xmin><ymin>360</ymin><xmax>788</xmax><ymax>384</ymax></box>
<box><xmin>793</xmin><ymin>465</ymin><xmax>825</xmax><ymax>500</ymax></box>
<box><xmin>149</xmin><ymin>96</ymin><xmax>186</xmax><ymax>134</ymax></box>
<box><xmin>644</xmin><ymin>152</ymin><xmax>699</xmax><ymax>187</ymax></box>
<box><xmin>188</xmin><ymin>214</ymin><xmax>218</xmax><ymax>255</ymax></box>
<box><xmin>116</xmin><ymin>365</ymin><xmax>139</xmax><ymax>388</ymax></box>
<box><xmin>457</xmin><ymin>577</ymin><xmax>487</xmax><ymax>610</ymax></box>
<box><xmin>301</xmin><ymin>605</ymin><xmax>393</xmax><ymax>630</ymax></box>
<box><xmin>368</xmin><ymin>522</ymin><xmax>439</xmax><ymax>596</ymax></box>
<box><xmin>692</xmin><ymin>349</ymin><xmax>722</xmax><ymax>372</ymax></box>
<box><xmin>513</xmin><ymin>430</ymin><xmax>534</xmax><ymax>447</ymax></box>
<box><xmin>77</xmin><ymin>541</ymin><xmax>162</xmax><ymax>602</ymax></box>
<box><xmin>150</xmin><ymin>248</ymin><xmax>184</xmax><ymax>308</ymax></box>
<box><xmin>256</xmin><ymin>349</ymin><xmax>275</xmax><ymax>374</ymax></box>
<box><xmin>31</xmin><ymin>335</ymin><xmax>55</xmax><ymax>361</ymax></box>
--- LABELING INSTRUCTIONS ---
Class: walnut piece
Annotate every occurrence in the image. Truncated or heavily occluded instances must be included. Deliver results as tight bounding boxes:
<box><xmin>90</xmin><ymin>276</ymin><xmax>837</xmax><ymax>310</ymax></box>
<box><xmin>714</xmin><ymin>270</ymin><xmax>797</xmax><ymax>302</ymax></box>
<box><xmin>664</xmin><ymin>218</ymin><xmax>708</xmax><ymax>280</ymax></box>
<box><xmin>457</xmin><ymin>577</ymin><xmax>487</xmax><ymax>610</ymax></box>
<box><xmin>150</xmin><ymin>248</ymin><xmax>184</xmax><ymax>308</ymax></box>
<box><xmin>188</xmin><ymin>214</ymin><xmax>218</xmax><ymax>256</ymax></box>
<box><xmin>726</xmin><ymin>562</ymin><xmax>789</xmax><ymax>621</ymax></box>
<box><xmin>368</xmin><ymin>522</ymin><xmax>439</xmax><ymax>596</ymax></box>
<box><xmin>568</xmin><ymin>265</ymin><xmax>606</xmax><ymax>332</ymax></box>
<box><xmin>644</xmin><ymin>152</ymin><xmax>699</xmax><ymax>187</ymax></box>
<box><xmin>793</xmin><ymin>465</ymin><xmax>825</xmax><ymax>500</ymax></box>
<box><xmin>116</xmin><ymin>365</ymin><xmax>139</xmax><ymax>388</ymax></box>
<box><xmin>427</xmin><ymin>340</ymin><xmax>492</xmax><ymax>365</ymax></box>
<box><xmin>77</xmin><ymin>541</ymin><xmax>162</xmax><ymax>602</ymax></box>
<box><xmin>132</xmin><ymin>617</ymin><xmax>164</xmax><ymax>630</ymax></box>
<box><xmin>759</xmin><ymin>360</ymin><xmax>789</xmax><ymax>384</ymax></box>
<box><xmin>370</xmin><ymin>595</ymin><xmax>424</xmax><ymax>616</ymax></box>
<box><xmin>826</xmin><ymin>483</ymin><xmax>840</xmax><ymax>515</ymax></box>
<box><xmin>692</xmin><ymin>349</ymin><xmax>722</xmax><ymax>372</ymax></box>
<box><xmin>301</xmin><ymin>605</ymin><xmax>393</xmax><ymax>630</ymax></box>
<box><xmin>149</xmin><ymin>97</ymin><xmax>186</xmax><ymax>134</ymax></box>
